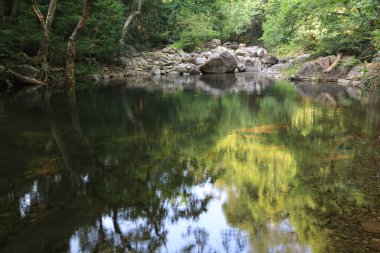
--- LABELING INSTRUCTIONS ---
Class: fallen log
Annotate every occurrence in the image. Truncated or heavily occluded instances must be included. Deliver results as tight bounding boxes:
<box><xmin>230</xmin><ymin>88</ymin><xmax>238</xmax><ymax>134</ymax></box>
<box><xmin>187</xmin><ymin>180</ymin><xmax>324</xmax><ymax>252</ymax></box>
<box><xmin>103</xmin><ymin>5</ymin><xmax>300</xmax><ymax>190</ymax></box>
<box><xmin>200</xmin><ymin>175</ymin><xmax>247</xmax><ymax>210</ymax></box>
<box><xmin>8</xmin><ymin>70</ymin><xmax>45</xmax><ymax>86</ymax></box>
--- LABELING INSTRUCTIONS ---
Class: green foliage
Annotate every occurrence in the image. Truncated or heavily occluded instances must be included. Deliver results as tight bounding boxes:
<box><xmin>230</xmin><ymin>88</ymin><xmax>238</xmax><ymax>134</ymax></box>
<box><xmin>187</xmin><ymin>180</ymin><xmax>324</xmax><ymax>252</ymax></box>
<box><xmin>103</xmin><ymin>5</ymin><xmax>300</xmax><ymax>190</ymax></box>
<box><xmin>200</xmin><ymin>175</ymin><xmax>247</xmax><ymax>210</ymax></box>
<box><xmin>1</xmin><ymin>0</ymin><xmax>379</xmax><ymax>68</ymax></box>
<box><xmin>280</xmin><ymin>62</ymin><xmax>304</xmax><ymax>78</ymax></box>
<box><xmin>74</xmin><ymin>61</ymin><xmax>100</xmax><ymax>75</ymax></box>
<box><xmin>342</xmin><ymin>57</ymin><xmax>360</xmax><ymax>70</ymax></box>
<box><xmin>218</xmin><ymin>0</ymin><xmax>263</xmax><ymax>41</ymax></box>
<box><xmin>175</xmin><ymin>12</ymin><xmax>219</xmax><ymax>51</ymax></box>
<box><xmin>262</xmin><ymin>0</ymin><xmax>380</xmax><ymax>56</ymax></box>
<box><xmin>0</xmin><ymin>0</ymin><xmax>125</xmax><ymax>67</ymax></box>
<box><xmin>271</xmin><ymin>42</ymin><xmax>306</xmax><ymax>58</ymax></box>
<box><xmin>371</xmin><ymin>29</ymin><xmax>380</xmax><ymax>51</ymax></box>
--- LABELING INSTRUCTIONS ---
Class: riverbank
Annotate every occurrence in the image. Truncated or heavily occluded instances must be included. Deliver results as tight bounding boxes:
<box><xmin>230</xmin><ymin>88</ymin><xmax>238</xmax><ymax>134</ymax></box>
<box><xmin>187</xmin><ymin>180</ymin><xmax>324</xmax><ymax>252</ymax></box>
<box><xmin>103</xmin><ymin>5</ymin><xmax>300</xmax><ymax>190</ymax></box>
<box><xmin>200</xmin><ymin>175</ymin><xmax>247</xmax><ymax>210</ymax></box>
<box><xmin>94</xmin><ymin>42</ymin><xmax>380</xmax><ymax>90</ymax></box>
<box><xmin>1</xmin><ymin>40</ymin><xmax>379</xmax><ymax>92</ymax></box>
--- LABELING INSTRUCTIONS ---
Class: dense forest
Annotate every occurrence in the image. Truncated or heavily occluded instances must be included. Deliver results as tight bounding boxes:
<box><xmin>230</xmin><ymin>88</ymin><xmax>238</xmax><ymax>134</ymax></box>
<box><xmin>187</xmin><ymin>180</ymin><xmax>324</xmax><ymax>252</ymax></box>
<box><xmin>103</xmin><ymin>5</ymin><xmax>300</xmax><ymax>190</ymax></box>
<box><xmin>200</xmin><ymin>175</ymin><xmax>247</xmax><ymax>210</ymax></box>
<box><xmin>0</xmin><ymin>0</ymin><xmax>380</xmax><ymax>86</ymax></box>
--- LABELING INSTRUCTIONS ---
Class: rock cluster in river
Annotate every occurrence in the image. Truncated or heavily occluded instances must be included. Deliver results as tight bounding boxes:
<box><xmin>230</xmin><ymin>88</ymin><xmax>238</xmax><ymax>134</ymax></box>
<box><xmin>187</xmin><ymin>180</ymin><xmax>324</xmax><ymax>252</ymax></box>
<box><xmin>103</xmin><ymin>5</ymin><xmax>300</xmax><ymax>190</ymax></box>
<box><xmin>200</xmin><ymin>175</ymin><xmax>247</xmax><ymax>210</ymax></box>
<box><xmin>111</xmin><ymin>42</ymin><xmax>278</xmax><ymax>79</ymax></box>
<box><xmin>262</xmin><ymin>54</ymin><xmax>380</xmax><ymax>87</ymax></box>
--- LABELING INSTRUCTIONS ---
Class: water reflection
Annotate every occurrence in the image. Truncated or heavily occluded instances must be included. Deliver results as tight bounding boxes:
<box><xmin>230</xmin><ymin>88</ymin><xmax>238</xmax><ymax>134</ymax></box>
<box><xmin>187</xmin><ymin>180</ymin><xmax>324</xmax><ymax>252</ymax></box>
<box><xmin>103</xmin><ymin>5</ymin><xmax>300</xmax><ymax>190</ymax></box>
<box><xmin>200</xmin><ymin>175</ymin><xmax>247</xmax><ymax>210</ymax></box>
<box><xmin>104</xmin><ymin>73</ymin><xmax>276</xmax><ymax>95</ymax></box>
<box><xmin>0</xmin><ymin>74</ymin><xmax>379</xmax><ymax>253</ymax></box>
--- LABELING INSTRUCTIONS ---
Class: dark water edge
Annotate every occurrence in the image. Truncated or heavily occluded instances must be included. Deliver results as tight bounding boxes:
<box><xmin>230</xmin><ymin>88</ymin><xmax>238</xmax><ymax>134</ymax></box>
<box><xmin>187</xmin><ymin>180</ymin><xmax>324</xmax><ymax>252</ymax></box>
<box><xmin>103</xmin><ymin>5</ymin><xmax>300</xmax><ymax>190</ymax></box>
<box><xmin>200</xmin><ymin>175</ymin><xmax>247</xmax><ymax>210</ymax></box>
<box><xmin>0</xmin><ymin>73</ymin><xmax>379</xmax><ymax>253</ymax></box>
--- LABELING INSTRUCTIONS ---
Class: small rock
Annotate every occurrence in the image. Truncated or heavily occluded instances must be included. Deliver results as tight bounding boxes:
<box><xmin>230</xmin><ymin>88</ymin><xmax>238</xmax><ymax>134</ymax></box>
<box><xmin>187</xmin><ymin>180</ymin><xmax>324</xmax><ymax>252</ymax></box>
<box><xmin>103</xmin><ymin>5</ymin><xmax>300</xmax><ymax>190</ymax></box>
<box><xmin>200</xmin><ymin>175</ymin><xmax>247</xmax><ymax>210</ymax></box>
<box><xmin>257</xmin><ymin>48</ymin><xmax>267</xmax><ymax>58</ymax></box>
<box><xmin>361</xmin><ymin>221</ymin><xmax>380</xmax><ymax>233</ymax></box>
<box><xmin>235</xmin><ymin>48</ymin><xmax>248</xmax><ymax>57</ymax></box>
<box><xmin>212</xmin><ymin>46</ymin><xmax>229</xmax><ymax>54</ymax></box>
<box><xmin>195</xmin><ymin>57</ymin><xmax>206</xmax><ymax>65</ymax></box>
<box><xmin>369</xmin><ymin>238</ymin><xmax>380</xmax><ymax>251</ymax></box>
<box><xmin>223</xmin><ymin>42</ymin><xmax>239</xmax><ymax>50</ymax></box>
<box><xmin>189</xmin><ymin>66</ymin><xmax>201</xmax><ymax>75</ymax></box>
<box><xmin>174</xmin><ymin>64</ymin><xmax>188</xmax><ymax>74</ymax></box>
<box><xmin>150</xmin><ymin>68</ymin><xmax>161</xmax><ymax>76</ymax></box>
<box><xmin>202</xmin><ymin>51</ymin><xmax>212</xmax><ymax>58</ymax></box>
<box><xmin>205</xmin><ymin>39</ymin><xmax>221</xmax><ymax>49</ymax></box>
<box><xmin>182</xmin><ymin>54</ymin><xmax>193</xmax><ymax>63</ymax></box>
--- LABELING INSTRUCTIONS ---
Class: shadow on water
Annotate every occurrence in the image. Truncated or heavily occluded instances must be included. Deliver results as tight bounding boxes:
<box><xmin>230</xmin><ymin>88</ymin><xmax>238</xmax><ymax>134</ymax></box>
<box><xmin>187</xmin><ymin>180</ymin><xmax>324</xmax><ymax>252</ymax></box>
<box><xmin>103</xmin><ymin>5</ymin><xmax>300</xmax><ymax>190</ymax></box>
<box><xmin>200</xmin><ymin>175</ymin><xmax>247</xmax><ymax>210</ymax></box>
<box><xmin>0</xmin><ymin>73</ymin><xmax>379</xmax><ymax>252</ymax></box>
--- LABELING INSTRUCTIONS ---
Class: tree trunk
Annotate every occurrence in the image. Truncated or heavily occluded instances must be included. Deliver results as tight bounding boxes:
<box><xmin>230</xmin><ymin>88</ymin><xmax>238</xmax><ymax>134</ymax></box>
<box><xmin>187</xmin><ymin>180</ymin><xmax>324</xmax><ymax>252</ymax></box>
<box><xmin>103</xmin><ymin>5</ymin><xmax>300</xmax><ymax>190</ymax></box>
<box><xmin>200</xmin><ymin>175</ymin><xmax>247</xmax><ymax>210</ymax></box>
<box><xmin>0</xmin><ymin>0</ymin><xmax>5</xmax><ymax>23</ymax></box>
<box><xmin>31</xmin><ymin>0</ymin><xmax>57</xmax><ymax>81</ymax></box>
<box><xmin>119</xmin><ymin>0</ymin><xmax>143</xmax><ymax>45</ymax></box>
<box><xmin>10</xmin><ymin>0</ymin><xmax>20</xmax><ymax>19</ymax></box>
<box><xmin>65</xmin><ymin>0</ymin><xmax>90</xmax><ymax>88</ymax></box>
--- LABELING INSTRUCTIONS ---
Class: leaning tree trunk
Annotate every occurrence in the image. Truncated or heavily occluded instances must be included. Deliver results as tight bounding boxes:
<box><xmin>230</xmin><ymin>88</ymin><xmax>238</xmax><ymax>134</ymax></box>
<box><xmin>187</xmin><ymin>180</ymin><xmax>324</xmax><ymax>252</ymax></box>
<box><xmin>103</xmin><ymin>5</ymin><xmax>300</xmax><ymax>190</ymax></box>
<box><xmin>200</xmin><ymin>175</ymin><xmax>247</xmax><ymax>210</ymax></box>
<box><xmin>119</xmin><ymin>0</ymin><xmax>143</xmax><ymax>45</ymax></box>
<box><xmin>65</xmin><ymin>0</ymin><xmax>90</xmax><ymax>88</ymax></box>
<box><xmin>31</xmin><ymin>0</ymin><xmax>57</xmax><ymax>81</ymax></box>
<box><xmin>324</xmin><ymin>52</ymin><xmax>343</xmax><ymax>73</ymax></box>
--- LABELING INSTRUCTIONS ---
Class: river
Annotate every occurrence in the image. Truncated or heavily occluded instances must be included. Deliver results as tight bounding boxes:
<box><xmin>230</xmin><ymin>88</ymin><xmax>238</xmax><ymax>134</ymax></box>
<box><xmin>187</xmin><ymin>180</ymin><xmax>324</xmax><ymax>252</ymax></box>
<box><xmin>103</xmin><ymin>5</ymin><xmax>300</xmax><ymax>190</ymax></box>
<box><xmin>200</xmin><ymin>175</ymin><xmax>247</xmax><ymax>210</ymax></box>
<box><xmin>0</xmin><ymin>73</ymin><xmax>379</xmax><ymax>253</ymax></box>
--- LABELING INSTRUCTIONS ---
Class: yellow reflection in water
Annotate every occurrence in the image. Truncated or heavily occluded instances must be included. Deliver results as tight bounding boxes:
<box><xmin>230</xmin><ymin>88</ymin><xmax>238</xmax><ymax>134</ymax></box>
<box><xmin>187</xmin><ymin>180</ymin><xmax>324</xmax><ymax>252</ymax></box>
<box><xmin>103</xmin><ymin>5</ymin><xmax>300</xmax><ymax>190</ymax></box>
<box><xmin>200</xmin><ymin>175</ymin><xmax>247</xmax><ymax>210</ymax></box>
<box><xmin>211</xmin><ymin>124</ymin><xmax>330</xmax><ymax>253</ymax></box>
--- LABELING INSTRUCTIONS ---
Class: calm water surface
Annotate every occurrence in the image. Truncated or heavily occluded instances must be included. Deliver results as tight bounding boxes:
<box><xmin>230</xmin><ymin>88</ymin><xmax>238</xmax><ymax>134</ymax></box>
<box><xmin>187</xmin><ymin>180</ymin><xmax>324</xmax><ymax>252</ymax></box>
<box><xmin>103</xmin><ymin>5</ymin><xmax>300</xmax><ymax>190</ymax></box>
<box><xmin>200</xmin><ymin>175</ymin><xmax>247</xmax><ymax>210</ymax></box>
<box><xmin>0</xmin><ymin>74</ymin><xmax>379</xmax><ymax>253</ymax></box>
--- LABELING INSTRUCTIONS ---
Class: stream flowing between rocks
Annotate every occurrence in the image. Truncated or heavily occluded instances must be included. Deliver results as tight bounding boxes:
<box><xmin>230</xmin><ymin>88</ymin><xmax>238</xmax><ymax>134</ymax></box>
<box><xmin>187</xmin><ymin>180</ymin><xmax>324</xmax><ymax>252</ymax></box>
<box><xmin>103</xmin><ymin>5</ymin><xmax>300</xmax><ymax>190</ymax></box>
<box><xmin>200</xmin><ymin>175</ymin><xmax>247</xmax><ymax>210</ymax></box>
<box><xmin>0</xmin><ymin>73</ymin><xmax>379</xmax><ymax>253</ymax></box>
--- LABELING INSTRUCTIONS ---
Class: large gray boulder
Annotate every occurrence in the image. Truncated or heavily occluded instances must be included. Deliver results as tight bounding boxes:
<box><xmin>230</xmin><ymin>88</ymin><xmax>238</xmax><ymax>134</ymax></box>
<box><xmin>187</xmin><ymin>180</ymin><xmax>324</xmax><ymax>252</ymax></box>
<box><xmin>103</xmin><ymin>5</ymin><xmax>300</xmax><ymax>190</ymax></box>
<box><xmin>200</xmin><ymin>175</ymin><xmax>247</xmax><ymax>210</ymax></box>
<box><xmin>199</xmin><ymin>51</ymin><xmax>239</xmax><ymax>74</ymax></box>
<box><xmin>295</xmin><ymin>56</ymin><xmax>351</xmax><ymax>82</ymax></box>
<box><xmin>338</xmin><ymin>62</ymin><xmax>380</xmax><ymax>86</ymax></box>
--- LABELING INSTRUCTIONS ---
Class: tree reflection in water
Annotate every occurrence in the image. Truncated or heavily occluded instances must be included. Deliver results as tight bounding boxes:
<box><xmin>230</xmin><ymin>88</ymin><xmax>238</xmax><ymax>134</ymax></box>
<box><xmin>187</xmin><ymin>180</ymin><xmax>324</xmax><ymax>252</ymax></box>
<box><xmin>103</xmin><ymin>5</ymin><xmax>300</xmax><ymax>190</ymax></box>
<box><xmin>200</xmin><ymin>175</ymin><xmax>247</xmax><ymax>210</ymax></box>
<box><xmin>0</xmin><ymin>76</ymin><xmax>379</xmax><ymax>253</ymax></box>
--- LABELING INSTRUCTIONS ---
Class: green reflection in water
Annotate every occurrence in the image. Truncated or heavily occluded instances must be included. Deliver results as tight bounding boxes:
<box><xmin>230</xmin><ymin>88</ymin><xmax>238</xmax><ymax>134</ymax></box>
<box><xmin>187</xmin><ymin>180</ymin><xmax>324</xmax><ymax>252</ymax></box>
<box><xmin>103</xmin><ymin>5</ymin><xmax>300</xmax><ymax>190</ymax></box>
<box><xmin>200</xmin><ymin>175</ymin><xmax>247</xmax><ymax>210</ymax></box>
<box><xmin>0</xmin><ymin>79</ymin><xmax>379</xmax><ymax>253</ymax></box>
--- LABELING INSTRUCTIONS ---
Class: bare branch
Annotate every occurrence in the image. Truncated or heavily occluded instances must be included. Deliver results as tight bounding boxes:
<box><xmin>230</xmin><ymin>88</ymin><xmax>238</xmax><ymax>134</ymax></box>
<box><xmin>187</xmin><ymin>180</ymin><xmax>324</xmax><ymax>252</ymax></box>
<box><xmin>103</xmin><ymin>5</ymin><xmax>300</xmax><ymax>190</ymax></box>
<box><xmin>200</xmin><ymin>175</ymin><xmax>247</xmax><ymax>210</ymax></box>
<box><xmin>31</xmin><ymin>0</ymin><xmax>45</xmax><ymax>27</ymax></box>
